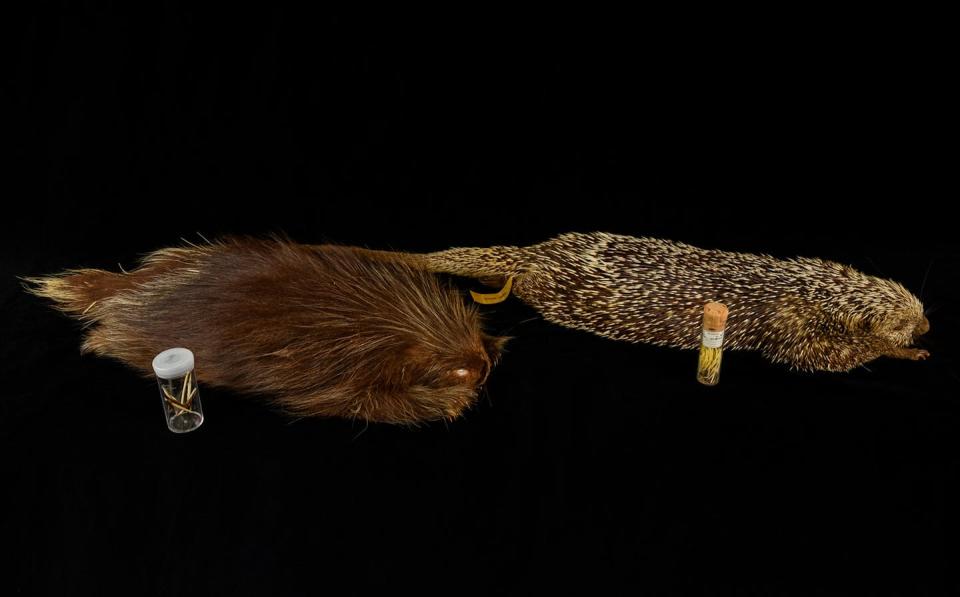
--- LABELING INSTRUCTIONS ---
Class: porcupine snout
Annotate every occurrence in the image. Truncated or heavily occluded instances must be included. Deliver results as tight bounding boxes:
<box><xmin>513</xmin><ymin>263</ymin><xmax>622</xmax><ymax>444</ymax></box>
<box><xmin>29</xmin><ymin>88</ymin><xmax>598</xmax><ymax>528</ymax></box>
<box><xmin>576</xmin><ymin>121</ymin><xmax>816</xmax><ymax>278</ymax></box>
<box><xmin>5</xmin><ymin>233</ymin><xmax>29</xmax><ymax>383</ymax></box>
<box><xmin>915</xmin><ymin>316</ymin><xmax>930</xmax><ymax>337</ymax></box>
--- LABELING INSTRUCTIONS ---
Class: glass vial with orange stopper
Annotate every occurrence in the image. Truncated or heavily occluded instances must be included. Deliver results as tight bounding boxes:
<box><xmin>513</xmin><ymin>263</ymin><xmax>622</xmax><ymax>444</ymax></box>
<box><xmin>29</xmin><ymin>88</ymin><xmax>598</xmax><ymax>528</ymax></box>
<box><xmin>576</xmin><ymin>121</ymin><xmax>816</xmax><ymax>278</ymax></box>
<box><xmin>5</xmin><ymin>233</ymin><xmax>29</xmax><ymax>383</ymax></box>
<box><xmin>697</xmin><ymin>302</ymin><xmax>729</xmax><ymax>386</ymax></box>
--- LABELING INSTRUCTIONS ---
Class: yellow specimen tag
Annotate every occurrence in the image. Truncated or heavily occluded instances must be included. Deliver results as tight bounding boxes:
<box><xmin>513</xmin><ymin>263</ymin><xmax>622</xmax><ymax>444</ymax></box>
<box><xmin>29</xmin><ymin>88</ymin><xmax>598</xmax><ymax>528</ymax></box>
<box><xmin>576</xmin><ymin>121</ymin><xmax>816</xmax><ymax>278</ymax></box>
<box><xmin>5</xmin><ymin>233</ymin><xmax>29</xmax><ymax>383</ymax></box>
<box><xmin>470</xmin><ymin>277</ymin><xmax>513</xmax><ymax>305</ymax></box>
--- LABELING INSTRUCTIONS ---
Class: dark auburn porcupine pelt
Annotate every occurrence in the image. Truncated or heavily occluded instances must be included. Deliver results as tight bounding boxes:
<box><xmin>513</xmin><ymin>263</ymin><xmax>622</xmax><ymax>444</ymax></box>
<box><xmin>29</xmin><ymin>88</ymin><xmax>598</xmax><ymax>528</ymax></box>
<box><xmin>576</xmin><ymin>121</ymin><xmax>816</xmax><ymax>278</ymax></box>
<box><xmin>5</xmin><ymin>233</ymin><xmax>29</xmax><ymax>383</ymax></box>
<box><xmin>359</xmin><ymin>232</ymin><xmax>930</xmax><ymax>372</ymax></box>
<box><xmin>26</xmin><ymin>238</ymin><xmax>508</xmax><ymax>424</ymax></box>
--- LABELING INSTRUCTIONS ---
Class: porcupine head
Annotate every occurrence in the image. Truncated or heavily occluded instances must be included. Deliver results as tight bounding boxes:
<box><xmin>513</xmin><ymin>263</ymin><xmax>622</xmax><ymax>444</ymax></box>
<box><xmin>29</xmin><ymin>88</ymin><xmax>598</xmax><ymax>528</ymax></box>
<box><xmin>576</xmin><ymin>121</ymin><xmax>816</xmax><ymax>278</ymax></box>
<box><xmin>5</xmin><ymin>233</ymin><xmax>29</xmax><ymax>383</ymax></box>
<box><xmin>24</xmin><ymin>238</ymin><xmax>510</xmax><ymax>425</ymax></box>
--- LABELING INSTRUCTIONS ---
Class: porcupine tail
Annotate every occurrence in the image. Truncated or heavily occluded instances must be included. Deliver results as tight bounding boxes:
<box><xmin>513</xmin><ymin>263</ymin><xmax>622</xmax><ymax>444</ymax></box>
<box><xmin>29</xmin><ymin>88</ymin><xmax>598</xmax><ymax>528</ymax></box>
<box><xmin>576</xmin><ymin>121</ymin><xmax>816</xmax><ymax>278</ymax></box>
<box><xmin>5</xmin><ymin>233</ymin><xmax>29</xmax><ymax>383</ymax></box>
<box><xmin>22</xmin><ymin>268</ymin><xmax>132</xmax><ymax>322</ymax></box>
<box><xmin>22</xmin><ymin>243</ymin><xmax>212</xmax><ymax>326</ymax></box>
<box><xmin>348</xmin><ymin>244</ymin><xmax>527</xmax><ymax>284</ymax></box>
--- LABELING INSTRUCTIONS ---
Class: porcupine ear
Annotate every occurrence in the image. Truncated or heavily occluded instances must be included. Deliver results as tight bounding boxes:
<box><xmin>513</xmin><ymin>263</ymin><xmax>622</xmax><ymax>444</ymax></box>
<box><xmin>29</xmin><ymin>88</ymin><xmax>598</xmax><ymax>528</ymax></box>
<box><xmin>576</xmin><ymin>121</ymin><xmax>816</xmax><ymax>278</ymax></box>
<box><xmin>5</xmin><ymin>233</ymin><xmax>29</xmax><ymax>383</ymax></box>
<box><xmin>482</xmin><ymin>334</ymin><xmax>511</xmax><ymax>364</ymax></box>
<box><xmin>865</xmin><ymin>320</ymin><xmax>881</xmax><ymax>335</ymax></box>
<box><xmin>857</xmin><ymin>311</ymin><xmax>885</xmax><ymax>333</ymax></box>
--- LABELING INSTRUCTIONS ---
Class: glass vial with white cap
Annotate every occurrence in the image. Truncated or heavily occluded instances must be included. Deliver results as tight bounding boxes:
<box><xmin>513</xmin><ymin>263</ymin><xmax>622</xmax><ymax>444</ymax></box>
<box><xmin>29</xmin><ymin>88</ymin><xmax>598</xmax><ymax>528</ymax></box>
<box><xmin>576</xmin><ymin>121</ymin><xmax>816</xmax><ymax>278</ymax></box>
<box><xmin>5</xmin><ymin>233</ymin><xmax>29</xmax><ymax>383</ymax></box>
<box><xmin>152</xmin><ymin>347</ymin><xmax>204</xmax><ymax>433</ymax></box>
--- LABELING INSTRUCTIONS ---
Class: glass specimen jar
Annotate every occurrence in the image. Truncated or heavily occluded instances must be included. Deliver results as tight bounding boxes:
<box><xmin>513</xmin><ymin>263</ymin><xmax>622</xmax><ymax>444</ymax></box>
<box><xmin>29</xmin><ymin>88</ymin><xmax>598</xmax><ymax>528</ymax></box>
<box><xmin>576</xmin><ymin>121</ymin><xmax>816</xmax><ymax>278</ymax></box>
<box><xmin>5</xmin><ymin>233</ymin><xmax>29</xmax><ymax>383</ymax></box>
<box><xmin>697</xmin><ymin>302</ymin><xmax>729</xmax><ymax>386</ymax></box>
<box><xmin>152</xmin><ymin>347</ymin><xmax>204</xmax><ymax>433</ymax></box>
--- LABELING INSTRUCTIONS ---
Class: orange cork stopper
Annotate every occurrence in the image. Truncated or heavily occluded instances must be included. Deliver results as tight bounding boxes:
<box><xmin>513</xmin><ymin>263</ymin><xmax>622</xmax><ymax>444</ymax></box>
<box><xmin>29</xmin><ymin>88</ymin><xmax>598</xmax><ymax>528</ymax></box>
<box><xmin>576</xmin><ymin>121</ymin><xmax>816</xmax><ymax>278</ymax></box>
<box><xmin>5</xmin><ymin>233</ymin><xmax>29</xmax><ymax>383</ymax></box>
<box><xmin>702</xmin><ymin>302</ymin><xmax>729</xmax><ymax>331</ymax></box>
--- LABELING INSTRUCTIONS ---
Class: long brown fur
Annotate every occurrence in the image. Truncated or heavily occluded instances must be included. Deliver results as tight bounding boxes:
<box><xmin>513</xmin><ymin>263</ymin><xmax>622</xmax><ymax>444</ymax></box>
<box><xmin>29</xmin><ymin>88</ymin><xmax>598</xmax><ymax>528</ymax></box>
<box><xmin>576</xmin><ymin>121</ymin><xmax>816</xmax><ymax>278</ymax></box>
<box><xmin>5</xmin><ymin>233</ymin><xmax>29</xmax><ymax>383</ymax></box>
<box><xmin>25</xmin><ymin>238</ymin><xmax>508</xmax><ymax>424</ymax></box>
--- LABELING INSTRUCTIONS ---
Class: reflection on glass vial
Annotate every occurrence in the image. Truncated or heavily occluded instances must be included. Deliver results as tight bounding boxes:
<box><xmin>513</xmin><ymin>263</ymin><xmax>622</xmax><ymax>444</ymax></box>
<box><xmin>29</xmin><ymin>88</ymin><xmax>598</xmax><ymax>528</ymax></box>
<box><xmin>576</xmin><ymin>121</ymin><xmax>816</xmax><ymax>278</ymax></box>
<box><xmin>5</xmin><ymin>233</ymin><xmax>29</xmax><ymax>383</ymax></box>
<box><xmin>152</xmin><ymin>348</ymin><xmax>204</xmax><ymax>433</ymax></box>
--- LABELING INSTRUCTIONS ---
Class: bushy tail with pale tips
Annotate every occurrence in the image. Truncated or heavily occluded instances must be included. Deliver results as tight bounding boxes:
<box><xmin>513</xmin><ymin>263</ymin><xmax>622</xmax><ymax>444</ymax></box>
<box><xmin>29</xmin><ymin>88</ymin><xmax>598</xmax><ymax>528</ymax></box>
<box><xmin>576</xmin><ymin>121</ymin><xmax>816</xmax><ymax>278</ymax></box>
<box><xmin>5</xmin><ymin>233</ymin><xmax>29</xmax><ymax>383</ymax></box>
<box><xmin>22</xmin><ymin>269</ymin><xmax>131</xmax><ymax>321</ymax></box>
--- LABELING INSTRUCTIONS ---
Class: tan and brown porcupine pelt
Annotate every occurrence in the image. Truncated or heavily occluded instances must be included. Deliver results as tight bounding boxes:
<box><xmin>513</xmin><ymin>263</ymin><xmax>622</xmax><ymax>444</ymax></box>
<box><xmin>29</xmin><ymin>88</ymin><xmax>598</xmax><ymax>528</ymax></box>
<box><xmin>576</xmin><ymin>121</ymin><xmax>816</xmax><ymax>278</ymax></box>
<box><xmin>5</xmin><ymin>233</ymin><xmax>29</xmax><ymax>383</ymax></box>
<box><xmin>353</xmin><ymin>232</ymin><xmax>931</xmax><ymax>372</ymax></box>
<box><xmin>25</xmin><ymin>238</ymin><xmax>508</xmax><ymax>424</ymax></box>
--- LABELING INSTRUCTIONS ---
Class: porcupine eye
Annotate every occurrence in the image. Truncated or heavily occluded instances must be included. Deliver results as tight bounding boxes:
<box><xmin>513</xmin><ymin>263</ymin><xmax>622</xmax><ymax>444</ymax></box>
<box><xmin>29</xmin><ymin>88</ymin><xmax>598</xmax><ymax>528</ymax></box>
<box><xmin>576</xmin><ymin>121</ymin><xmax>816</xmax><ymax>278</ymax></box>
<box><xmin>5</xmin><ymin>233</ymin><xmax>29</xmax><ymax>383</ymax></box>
<box><xmin>881</xmin><ymin>314</ymin><xmax>921</xmax><ymax>342</ymax></box>
<box><xmin>899</xmin><ymin>315</ymin><xmax>929</xmax><ymax>340</ymax></box>
<box><xmin>888</xmin><ymin>314</ymin><xmax>914</xmax><ymax>334</ymax></box>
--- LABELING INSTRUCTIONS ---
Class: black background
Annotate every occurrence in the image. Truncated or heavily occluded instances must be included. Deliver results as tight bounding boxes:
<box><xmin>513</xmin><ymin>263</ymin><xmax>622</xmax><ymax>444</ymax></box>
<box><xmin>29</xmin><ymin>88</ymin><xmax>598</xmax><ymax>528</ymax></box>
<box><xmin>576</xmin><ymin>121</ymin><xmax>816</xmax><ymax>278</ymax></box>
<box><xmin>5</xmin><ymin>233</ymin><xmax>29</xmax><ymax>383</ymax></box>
<box><xmin>3</xmin><ymin>5</ymin><xmax>958</xmax><ymax>596</ymax></box>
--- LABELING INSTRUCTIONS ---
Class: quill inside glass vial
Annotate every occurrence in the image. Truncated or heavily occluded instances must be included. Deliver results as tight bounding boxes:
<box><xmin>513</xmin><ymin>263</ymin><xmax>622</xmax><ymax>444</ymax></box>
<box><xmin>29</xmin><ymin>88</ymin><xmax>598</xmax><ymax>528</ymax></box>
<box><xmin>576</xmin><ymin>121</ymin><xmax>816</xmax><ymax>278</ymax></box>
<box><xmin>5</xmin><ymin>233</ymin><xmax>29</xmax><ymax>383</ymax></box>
<box><xmin>152</xmin><ymin>347</ymin><xmax>204</xmax><ymax>433</ymax></box>
<box><xmin>697</xmin><ymin>302</ymin><xmax>729</xmax><ymax>386</ymax></box>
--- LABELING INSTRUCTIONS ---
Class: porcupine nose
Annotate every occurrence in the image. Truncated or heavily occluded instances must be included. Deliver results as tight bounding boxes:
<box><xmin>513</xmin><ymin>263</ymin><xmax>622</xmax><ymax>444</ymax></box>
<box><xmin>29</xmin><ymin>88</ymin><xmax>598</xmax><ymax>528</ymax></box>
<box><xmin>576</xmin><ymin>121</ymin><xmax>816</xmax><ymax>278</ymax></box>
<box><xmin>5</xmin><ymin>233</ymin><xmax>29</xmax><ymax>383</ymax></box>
<box><xmin>916</xmin><ymin>316</ymin><xmax>930</xmax><ymax>336</ymax></box>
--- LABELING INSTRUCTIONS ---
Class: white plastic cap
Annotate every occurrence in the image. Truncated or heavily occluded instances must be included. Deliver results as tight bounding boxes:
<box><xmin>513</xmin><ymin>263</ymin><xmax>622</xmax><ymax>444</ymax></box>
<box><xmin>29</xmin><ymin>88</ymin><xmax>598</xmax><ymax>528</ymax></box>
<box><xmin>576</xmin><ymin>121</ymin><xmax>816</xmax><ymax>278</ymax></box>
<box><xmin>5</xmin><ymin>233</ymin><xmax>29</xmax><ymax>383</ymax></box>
<box><xmin>152</xmin><ymin>347</ymin><xmax>196</xmax><ymax>379</ymax></box>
